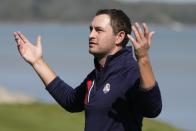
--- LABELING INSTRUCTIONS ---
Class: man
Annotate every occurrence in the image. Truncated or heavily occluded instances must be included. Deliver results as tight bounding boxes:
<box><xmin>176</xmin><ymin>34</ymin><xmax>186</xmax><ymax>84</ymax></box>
<box><xmin>14</xmin><ymin>9</ymin><xmax>162</xmax><ymax>131</ymax></box>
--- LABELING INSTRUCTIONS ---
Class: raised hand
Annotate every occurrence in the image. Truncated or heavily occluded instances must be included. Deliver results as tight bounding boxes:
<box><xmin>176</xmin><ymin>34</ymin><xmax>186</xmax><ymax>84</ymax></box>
<box><xmin>13</xmin><ymin>32</ymin><xmax>42</xmax><ymax>65</ymax></box>
<box><xmin>127</xmin><ymin>22</ymin><xmax>154</xmax><ymax>60</ymax></box>
<box><xmin>128</xmin><ymin>22</ymin><xmax>156</xmax><ymax>89</ymax></box>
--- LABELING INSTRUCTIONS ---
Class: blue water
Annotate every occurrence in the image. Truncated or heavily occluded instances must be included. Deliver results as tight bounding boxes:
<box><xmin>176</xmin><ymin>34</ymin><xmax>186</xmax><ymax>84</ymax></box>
<box><xmin>0</xmin><ymin>23</ymin><xmax>195</xmax><ymax>130</ymax></box>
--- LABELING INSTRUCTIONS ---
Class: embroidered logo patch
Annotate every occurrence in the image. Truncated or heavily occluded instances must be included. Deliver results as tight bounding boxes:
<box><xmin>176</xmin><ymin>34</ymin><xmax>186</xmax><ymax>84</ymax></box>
<box><xmin>103</xmin><ymin>83</ymin><xmax>111</xmax><ymax>94</ymax></box>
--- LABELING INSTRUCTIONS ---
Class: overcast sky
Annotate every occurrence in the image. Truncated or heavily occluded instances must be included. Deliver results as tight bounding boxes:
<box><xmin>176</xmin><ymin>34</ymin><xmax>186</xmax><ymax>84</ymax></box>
<box><xmin>116</xmin><ymin>0</ymin><xmax>196</xmax><ymax>3</ymax></box>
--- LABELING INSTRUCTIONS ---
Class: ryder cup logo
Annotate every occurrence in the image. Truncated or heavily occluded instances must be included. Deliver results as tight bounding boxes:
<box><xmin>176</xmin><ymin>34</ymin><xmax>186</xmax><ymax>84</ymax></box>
<box><xmin>103</xmin><ymin>83</ymin><xmax>110</xmax><ymax>94</ymax></box>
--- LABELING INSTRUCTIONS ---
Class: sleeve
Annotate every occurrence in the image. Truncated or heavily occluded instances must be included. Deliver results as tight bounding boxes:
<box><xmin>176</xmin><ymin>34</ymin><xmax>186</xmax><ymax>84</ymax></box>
<box><xmin>126</xmin><ymin>63</ymin><xmax>162</xmax><ymax>118</ymax></box>
<box><xmin>46</xmin><ymin>76</ymin><xmax>86</xmax><ymax>113</ymax></box>
<box><xmin>133</xmin><ymin>82</ymin><xmax>162</xmax><ymax>118</ymax></box>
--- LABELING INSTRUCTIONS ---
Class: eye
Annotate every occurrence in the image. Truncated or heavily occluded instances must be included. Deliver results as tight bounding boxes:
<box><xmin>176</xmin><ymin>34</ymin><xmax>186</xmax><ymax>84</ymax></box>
<box><xmin>89</xmin><ymin>26</ymin><xmax>93</xmax><ymax>32</ymax></box>
<box><xmin>97</xmin><ymin>29</ymin><xmax>102</xmax><ymax>32</ymax></box>
<box><xmin>95</xmin><ymin>28</ymin><xmax>103</xmax><ymax>32</ymax></box>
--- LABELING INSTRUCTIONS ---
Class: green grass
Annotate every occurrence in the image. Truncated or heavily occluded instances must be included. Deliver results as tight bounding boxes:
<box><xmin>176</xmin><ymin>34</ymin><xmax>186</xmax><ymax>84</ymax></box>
<box><xmin>0</xmin><ymin>103</ymin><xmax>182</xmax><ymax>131</ymax></box>
<box><xmin>142</xmin><ymin>118</ymin><xmax>182</xmax><ymax>131</ymax></box>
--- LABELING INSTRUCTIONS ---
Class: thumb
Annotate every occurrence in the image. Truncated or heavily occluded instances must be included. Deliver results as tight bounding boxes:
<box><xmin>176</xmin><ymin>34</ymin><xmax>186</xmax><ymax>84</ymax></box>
<box><xmin>36</xmin><ymin>36</ymin><xmax>42</xmax><ymax>48</ymax></box>
<box><xmin>148</xmin><ymin>31</ymin><xmax>155</xmax><ymax>46</ymax></box>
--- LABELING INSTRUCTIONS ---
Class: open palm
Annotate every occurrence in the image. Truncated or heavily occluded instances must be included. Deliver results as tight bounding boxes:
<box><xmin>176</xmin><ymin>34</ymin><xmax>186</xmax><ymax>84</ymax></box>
<box><xmin>13</xmin><ymin>32</ymin><xmax>42</xmax><ymax>65</ymax></box>
<box><xmin>127</xmin><ymin>22</ymin><xmax>154</xmax><ymax>60</ymax></box>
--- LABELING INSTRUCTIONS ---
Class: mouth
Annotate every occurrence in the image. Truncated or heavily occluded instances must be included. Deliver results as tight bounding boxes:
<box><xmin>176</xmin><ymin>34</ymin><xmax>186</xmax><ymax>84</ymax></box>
<box><xmin>89</xmin><ymin>41</ymin><xmax>97</xmax><ymax>46</ymax></box>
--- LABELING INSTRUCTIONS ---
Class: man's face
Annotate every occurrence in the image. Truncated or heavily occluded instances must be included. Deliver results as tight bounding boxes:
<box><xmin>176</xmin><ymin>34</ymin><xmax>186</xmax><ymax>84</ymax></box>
<box><xmin>89</xmin><ymin>14</ymin><xmax>117</xmax><ymax>57</ymax></box>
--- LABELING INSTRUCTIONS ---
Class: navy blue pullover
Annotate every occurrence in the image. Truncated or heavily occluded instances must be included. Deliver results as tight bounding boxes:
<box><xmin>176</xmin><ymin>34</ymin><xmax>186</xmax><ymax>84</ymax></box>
<box><xmin>46</xmin><ymin>46</ymin><xmax>162</xmax><ymax>131</ymax></box>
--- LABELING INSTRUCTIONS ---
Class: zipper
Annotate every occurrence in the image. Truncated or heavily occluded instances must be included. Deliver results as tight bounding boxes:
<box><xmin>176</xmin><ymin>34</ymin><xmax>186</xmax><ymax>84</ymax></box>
<box><xmin>88</xmin><ymin>80</ymin><xmax>95</xmax><ymax>103</ymax></box>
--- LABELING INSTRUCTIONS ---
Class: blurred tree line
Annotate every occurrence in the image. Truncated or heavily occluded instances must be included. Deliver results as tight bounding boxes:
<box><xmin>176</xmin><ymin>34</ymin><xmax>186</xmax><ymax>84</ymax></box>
<box><xmin>0</xmin><ymin>0</ymin><xmax>196</xmax><ymax>25</ymax></box>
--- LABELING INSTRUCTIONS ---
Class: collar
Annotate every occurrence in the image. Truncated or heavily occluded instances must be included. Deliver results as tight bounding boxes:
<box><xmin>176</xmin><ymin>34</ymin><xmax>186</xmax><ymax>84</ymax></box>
<box><xmin>94</xmin><ymin>46</ymin><xmax>133</xmax><ymax>71</ymax></box>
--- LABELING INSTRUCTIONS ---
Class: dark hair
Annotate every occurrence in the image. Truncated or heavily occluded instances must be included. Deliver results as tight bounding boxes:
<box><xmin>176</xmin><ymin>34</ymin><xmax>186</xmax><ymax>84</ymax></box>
<box><xmin>96</xmin><ymin>9</ymin><xmax>132</xmax><ymax>47</ymax></box>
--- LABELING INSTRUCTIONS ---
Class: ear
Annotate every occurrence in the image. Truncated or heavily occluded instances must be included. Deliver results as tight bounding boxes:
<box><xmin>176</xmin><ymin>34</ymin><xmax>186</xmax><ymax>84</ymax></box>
<box><xmin>115</xmin><ymin>31</ymin><xmax>126</xmax><ymax>46</ymax></box>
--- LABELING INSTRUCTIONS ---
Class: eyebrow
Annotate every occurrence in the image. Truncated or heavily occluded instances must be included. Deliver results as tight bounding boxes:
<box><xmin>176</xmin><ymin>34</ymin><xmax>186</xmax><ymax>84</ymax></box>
<box><xmin>89</xmin><ymin>25</ymin><xmax>104</xmax><ymax>30</ymax></box>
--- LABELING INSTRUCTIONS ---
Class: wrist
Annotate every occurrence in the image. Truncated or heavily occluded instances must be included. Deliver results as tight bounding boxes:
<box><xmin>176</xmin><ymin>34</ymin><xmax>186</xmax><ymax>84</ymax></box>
<box><xmin>137</xmin><ymin>55</ymin><xmax>150</xmax><ymax>63</ymax></box>
<box><xmin>32</xmin><ymin>58</ymin><xmax>45</xmax><ymax>68</ymax></box>
<box><xmin>139</xmin><ymin>80</ymin><xmax>156</xmax><ymax>91</ymax></box>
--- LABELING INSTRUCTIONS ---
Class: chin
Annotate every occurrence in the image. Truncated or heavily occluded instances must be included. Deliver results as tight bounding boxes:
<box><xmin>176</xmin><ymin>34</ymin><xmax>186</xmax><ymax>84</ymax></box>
<box><xmin>89</xmin><ymin>48</ymin><xmax>100</xmax><ymax>56</ymax></box>
<box><xmin>89</xmin><ymin>49</ymin><xmax>96</xmax><ymax>55</ymax></box>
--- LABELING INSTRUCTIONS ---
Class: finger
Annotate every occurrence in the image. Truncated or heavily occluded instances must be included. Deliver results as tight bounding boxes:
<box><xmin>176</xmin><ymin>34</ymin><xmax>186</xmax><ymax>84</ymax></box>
<box><xmin>13</xmin><ymin>32</ymin><xmax>25</xmax><ymax>45</ymax></box>
<box><xmin>132</xmin><ymin>25</ymin><xmax>142</xmax><ymax>43</ymax></box>
<box><xmin>17</xmin><ymin>39</ymin><xmax>24</xmax><ymax>52</ymax></box>
<box><xmin>17</xmin><ymin>39</ymin><xmax>21</xmax><ymax>48</ymax></box>
<box><xmin>135</xmin><ymin>22</ymin><xmax>145</xmax><ymax>40</ymax></box>
<box><xmin>13</xmin><ymin>32</ymin><xmax>18</xmax><ymax>39</ymax></box>
<box><xmin>13</xmin><ymin>32</ymin><xmax>19</xmax><ymax>42</ymax></box>
<box><xmin>36</xmin><ymin>36</ymin><xmax>42</xmax><ymax>48</ymax></box>
<box><xmin>17</xmin><ymin>31</ymin><xmax>31</xmax><ymax>44</ymax></box>
<box><xmin>19</xmin><ymin>46</ymin><xmax>26</xmax><ymax>57</ymax></box>
<box><xmin>143</xmin><ymin>23</ymin><xmax>149</xmax><ymax>37</ymax></box>
<box><xmin>15</xmin><ymin>32</ymin><xmax>26</xmax><ymax>44</ymax></box>
<box><xmin>148</xmin><ymin>31</ymin><xmax>155</xmax><ymax>46</ymax></box>
<box><xmin>127</xmin><ymin>34</ymin><xmax>139</xmax><ymax>49</ymax></box>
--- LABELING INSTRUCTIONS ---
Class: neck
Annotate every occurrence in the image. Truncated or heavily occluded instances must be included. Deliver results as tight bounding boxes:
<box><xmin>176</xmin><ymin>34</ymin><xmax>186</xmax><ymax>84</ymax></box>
<box><xmin>96</xmin><ymin>46</ymin><xmax>122</xmax><ymax>68</ymax></box>
<box><xmin>97</xmin><ymin>56</ymin><xmax>107</xmax><ymax>68</ymax></box>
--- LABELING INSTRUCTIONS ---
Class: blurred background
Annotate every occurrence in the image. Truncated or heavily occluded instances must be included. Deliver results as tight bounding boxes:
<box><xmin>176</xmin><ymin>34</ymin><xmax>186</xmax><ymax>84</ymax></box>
<box><xmin>0</xmin><ymin>0</ymin><xmax>196</xmax><ymax>131</ymax></box>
